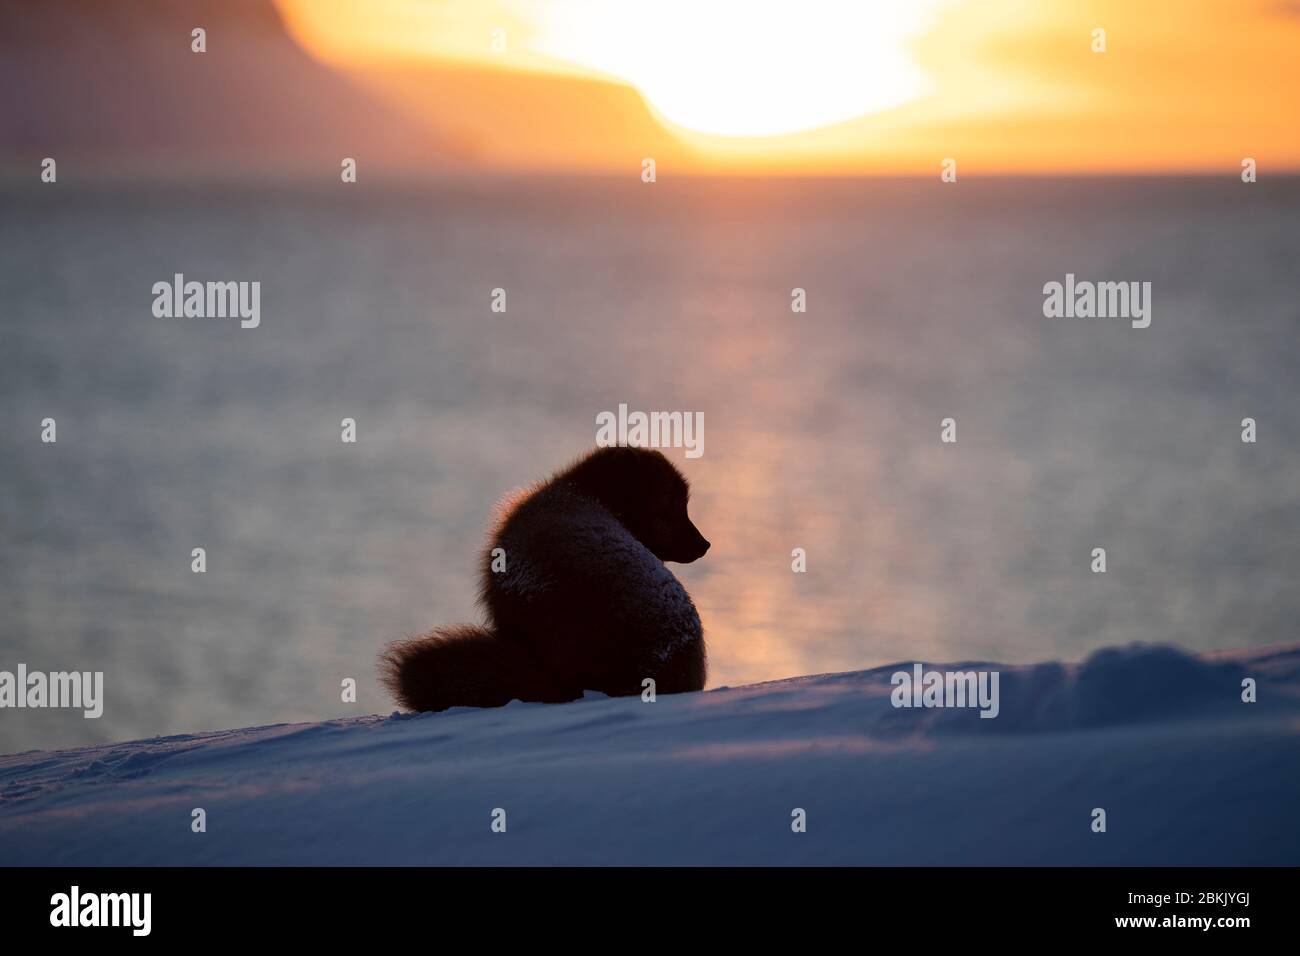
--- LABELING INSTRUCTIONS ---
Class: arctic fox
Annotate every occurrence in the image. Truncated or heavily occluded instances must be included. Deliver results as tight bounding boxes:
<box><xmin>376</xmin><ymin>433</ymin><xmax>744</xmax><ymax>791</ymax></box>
<box><xmin>381</xmin><ymin>446</ymin><xmax>710</xmax><ymax>711</ymax></box>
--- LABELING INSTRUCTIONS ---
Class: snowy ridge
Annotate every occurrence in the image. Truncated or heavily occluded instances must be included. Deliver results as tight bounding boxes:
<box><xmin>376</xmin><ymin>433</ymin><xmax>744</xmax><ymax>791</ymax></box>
<box><xmin>1</xmin><ymin>643</ymin><xmax>1297</xmax><ymax>866</ymax></box>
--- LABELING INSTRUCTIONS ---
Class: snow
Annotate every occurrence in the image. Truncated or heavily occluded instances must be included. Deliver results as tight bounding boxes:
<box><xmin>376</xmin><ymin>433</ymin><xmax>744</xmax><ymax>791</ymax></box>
<box><xmin>1</xmin><ymin>643</ymin><xmax>1297</xmax><ymax>865</ymax></box>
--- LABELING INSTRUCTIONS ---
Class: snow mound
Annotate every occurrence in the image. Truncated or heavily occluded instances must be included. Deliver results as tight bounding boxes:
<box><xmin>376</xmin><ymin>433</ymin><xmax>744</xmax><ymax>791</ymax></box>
<box><xmin>1</xmin><ymin>644</ymin><xmax>1297</xmax><ymax>865</ymax></box>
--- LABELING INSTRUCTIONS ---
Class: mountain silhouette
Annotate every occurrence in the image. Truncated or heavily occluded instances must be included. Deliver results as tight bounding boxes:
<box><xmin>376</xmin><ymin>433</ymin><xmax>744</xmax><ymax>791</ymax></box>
<box><xmin>0</xmin><ymin>0</ymin><xmax>460</xmax><ymax>175</ymax></box>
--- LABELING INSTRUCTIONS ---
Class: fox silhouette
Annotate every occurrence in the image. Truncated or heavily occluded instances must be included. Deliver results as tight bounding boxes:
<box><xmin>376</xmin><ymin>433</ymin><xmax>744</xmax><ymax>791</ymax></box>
<box><xmin>381</xmin><ymin>446</ymin><xmax>710</xmax><ymax>711</ymax></box>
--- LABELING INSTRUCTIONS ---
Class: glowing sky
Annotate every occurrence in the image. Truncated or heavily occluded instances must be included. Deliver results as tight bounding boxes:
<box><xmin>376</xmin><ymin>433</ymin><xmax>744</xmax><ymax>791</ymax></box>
<box><xmin>277</xmin><ymin>0</ymin><xmax>1300</xmax><ymax>173</ymax></box>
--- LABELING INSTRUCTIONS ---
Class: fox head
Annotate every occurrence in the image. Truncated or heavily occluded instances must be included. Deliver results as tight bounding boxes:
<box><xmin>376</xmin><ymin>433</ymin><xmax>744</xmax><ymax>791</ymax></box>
<box><xmin>562</xmin><ymin>446</ymin><xmax>710</xmax><ymax>564</ymax></box>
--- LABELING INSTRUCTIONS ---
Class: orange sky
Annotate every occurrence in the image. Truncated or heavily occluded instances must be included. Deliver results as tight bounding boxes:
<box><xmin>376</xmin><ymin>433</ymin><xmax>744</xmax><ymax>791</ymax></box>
<box><xmin>277</xmin><ymin>0</ymin><xmax>1300</xmax><ymax>174</ymax></box>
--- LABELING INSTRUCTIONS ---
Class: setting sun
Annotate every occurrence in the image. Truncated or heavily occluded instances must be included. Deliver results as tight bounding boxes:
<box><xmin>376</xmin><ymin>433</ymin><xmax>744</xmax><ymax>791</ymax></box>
<box><xmin>528</xmin><ymin>0</ymin><xmax>946</xmax><ymax>137</ymax></box>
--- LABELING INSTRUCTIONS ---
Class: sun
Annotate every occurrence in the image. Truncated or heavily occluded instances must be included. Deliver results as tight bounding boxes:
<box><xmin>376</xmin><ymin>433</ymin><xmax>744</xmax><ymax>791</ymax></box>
<box><xmin>529</xmin><ymin>0</ymin><xmax>946</xmax><ymax>138</ymax></box>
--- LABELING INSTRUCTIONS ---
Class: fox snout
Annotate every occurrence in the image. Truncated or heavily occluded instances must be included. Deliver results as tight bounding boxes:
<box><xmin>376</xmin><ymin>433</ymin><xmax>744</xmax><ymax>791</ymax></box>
<box><xmin>669</xmin><ymin>523</ymin><xmax>710</xmax><ymax>563</ymax></box>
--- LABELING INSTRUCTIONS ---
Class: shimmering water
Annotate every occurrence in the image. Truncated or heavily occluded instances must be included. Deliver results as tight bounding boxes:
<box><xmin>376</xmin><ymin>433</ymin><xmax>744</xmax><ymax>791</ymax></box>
<box><xmin>2</xmin><ymin>176</ymin><xmax>1296</xmax><ymax>752</ymax></box>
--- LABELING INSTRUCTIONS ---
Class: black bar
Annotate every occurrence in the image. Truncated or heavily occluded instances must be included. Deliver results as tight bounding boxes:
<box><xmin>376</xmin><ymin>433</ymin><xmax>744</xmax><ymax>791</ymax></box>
<box><xmin>2</xmin><ymin>866</ymin><xmax>1282</xmax><ymax>941</ymax></box>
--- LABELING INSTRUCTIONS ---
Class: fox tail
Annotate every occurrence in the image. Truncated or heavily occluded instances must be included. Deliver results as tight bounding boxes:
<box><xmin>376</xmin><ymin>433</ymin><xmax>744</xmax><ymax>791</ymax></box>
<box><xmin>380</xmin><ymin>624</ymin><xmax>577</xmax><ymax>712</ymax></box>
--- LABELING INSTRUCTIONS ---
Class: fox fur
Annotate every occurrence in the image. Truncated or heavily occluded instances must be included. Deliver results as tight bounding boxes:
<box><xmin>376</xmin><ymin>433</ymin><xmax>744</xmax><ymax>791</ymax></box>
<box><xmin>381</xmin><ymin>446</ymin><xmax>710</xmax><ymax>711</ymax></box>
